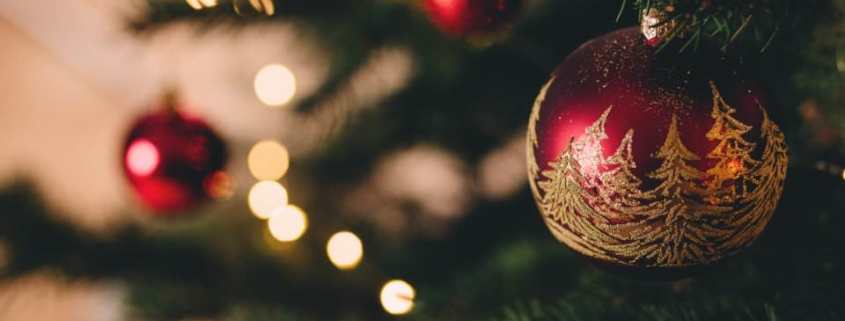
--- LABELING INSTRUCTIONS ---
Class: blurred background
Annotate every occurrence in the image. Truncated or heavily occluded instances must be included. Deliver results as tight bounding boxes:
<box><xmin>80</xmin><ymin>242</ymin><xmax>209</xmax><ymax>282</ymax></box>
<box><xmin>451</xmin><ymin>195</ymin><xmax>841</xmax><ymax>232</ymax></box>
<box><xmin>0</xmin><ymin>0</ymin><xmax>844</xmax><ymax>320</ymax></box>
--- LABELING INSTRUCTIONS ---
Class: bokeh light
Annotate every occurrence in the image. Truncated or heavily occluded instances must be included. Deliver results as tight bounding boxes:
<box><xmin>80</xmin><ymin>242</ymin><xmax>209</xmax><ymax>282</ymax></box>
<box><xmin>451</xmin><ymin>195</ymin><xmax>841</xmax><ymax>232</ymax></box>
<box><xmin>126</xmin><ymin>139</ymin><xmax>160</xmax><ymax>177</ymax></box>
<box><xmin>380</xmin><ymin>279</ymin><xmax>415</xmax><ymax>315</ymax></box>
<box><xmin>268</xmin><ymin>205</ymin><xmax>308</xmax><ymax>242</ymax></box>
<box><xmin>204</xmin><ymin>171</ymin><xmax>234</xmax><ymax>199</ymax></box>
<box><xmin>326</xmin><ymin>231</ymin><xmax>363</xmax><ymax>270</ymax></box>
<box><xmin>254</xmin><ymin>0</ymin><xmax>275</xmax><ymax>16</ymax></box>
<box><xmin>185</xmin><ymin>0</ymin><xmax>216</xmax><ymax>9</ymax></box>
<box><xmin>248</xmin><ymin>140</ymin><xmax>290</xmax><ymax>180</ymax></box>
<box><xmin>248</xmin><ymin>181</ymin><xmax>288</xmax><ymax>219</ymax></box>
<box><xmin>841</xmin><ymin>169</ymin><xmax>845</xmax><ymax>181</ymax></box>
<box><xmin>254</xmin><ymin>64</ymin><xmax>297</xmax><ymax>107</ymax></box>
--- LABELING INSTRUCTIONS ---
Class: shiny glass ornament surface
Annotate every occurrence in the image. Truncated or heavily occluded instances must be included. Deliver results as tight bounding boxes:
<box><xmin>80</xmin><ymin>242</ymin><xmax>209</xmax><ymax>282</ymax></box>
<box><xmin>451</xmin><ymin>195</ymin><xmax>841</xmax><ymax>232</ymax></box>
<box><xmin>527</xmin><ymin>27</ymin><xmax>787</xmax><ymax>276</ymax></box>
<box><xmin>123</xmin><ymin>106</ymin><xmax>228</xmax><ymax>214</ymax></box>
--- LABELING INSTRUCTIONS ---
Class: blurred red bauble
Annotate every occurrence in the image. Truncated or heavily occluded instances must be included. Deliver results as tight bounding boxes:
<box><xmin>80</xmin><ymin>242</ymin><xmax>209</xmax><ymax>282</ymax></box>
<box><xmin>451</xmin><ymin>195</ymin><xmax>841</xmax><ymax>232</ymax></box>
<box><xmin>423</xmin><ymin>0</ymin><xmax>522</xmax><ymax>38</ymax></box>
<box><xmin>526</xmin><ymin>27</ymin><xmax>788</xmax><ymax>277</ymax></box>
<box><xmin>123</xmin><ymin>102</ymin><xmax>229</xmax><ymax>215</ymax></box>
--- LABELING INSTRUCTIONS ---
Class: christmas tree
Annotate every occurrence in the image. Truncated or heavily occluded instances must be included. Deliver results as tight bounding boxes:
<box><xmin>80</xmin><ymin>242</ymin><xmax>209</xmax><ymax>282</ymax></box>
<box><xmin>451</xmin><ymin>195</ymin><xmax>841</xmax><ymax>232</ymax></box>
<box><xmin>0</xmin><ymin>0</ymin><xmax>843</xmax><ymax>320</ymax></box>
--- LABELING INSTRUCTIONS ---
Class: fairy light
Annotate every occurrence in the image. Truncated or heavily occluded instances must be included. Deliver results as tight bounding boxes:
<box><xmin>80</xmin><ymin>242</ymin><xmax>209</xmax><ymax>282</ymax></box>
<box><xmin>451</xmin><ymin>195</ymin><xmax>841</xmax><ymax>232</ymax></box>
<box><xmin>262</xmin><ymin>0</ymin><xmax>275</xmax><ymax>16</ymax></box>
<box><xmin>248</xmin><ymin>140</ymin><xmax>290</xmax><ymax>180</ymax></box>
<box><xmin>326</xmin><ymin>231</ymin><xmax>363</xmax><ymax>270</ymax></box>
<box><xmin>254</xmin><ymin>64</ymin><xmax>297</xmax><ymax>107</ymax></box>
<box><xmin>185</xmin><ymin>0</ymin><xmax>203</xmax><ymax>9</ymax></box>
<box><xmin>185</xmin><ymin>0</ymin><xmax>216</xmax><ymax>9</ymax></box>
<box><xmin>253</xmin><ymin>0</ymin><xmax>275</xmax><ymax>16</ymax></box>
<box><xmin>380</xmin><ymin>280</ymin><xmax>415</xmax><ymax>315</ymax></box>
<box><xmin>268</xmin><ymin>205</ymin><xmax>308</xmax><ymax>242</ymax></box>
<box><xmin>248</xmin><ymin>181</ymin><xmax>288</xmax><ymax>219</ymax></box>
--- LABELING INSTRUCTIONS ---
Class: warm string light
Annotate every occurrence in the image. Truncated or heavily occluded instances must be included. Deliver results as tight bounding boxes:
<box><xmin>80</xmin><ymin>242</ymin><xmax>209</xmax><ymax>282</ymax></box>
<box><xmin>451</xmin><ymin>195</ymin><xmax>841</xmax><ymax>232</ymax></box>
<box><xmin>326</xmin><ymin>231</ymin><xmax>363</xmax><ymax>270</ymax></box>
<box><xmin>248</xmin><ymin>140</ymin><xmax>290</xmax><ymax>180</ymax></box>
<box><xmin>250</xmin><ymin>60</ymin><xmax>397</xmax><ymax>308</ymax></box>
<box><xmin>248</xmin><ymin>0</ymin><xmax>275</xmax><ymax>16</ymax></box>
<box><xmin>185</xmin><ymin>0</ymin><xmax>216</xmax><ymax>10</ymax></box>
<box><xmin>268</xmin><ymin>205</ymin><xmax>308</xmax><ymax>242</ymax></box>
<box><xmin>248</xmin><ymin>180</ymin><xmax>288</xmax><ymax>219</ymax></box>
<box><xmin>814</xmin><ymin>161</ymin><xmax>845</xmax><ymax>180</ymax></box>
<box><xmin>380</xmin><ymin>280</ymin><xmax>416</xmax><ymax>315</ymax></box>
<box><xmin>255</xmin><ymin>64</ymin><xmax>297</xmax><ymax>107</ymax></box>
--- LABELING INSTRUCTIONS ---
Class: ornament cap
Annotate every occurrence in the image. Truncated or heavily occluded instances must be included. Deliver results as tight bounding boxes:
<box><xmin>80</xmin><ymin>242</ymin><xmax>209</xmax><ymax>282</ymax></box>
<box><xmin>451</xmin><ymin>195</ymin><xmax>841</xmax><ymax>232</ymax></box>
<box><xmin>640</xmin><ymin>8</ymin><xmax>679</xmax><ymax>46</ymax></box>
<box><xmin>162</xmin><ymin>89</ymin><xmax>179</xmax><ymax>112</ymax></box>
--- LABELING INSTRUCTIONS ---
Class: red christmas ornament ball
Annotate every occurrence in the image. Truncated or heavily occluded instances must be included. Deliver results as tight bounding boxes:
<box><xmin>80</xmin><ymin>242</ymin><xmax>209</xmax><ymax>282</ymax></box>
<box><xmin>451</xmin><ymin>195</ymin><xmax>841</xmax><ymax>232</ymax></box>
<box><xmin>423</xmin><ymin>0</ymin><xmax>522</xmax><ymax>38</ymax></box>
<box><xmin>527</xmin><ymin>27</ymin><xmax>788</xmax><ymax>276</ymax></box>
<box><xmin>123</xmin><ymin>106</ymin><xmax>229</xmax><ymax>214</ymax></box>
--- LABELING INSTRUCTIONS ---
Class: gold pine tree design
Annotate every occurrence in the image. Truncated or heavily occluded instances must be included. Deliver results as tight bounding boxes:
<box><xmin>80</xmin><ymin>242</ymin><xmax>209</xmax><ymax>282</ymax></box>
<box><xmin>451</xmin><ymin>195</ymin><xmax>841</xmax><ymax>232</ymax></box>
<box><xmin>715</xmin><ymin>106</ymin><xmax>787</xmax><ymax>253</ymax></box>
<box><xmin>705</xmin><ymin>81</ymin><xmax>760</xmax><ymax>199</ymax></box>
<box><xmin>539</xmin><ymin>139</ymin><xmax>618</xmax><ymax>259</ymax></box>
<box><xmin>529</xmin><ymin>82</ymin><xmax>787</xmax><ymax>268</ymax></box>
<box><xmin>629</xmin><ymin>116</ymin><xmax>722</xmax><ymax>266</ymax></box>
<box><xmin>527</xmin><ymin>77</ymin><xmax>555</xmax><ymax>202</ymax></box>
<box><xmin>572</xmin><ymin>106</ymin><xmax>612</xmax><ymax>188</ymax></box>
<box><xmin>599</xmin><ymin>129</ymin><xmax>652</xmax><ymax>220</ymax></box>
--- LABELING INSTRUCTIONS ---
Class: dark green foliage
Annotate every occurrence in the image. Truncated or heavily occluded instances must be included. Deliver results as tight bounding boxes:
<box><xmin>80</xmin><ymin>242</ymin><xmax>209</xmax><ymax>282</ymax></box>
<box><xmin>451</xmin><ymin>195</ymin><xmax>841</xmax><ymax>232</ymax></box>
<box><xmin>1</xmin><ymin>0</ymin><xmax>841</xmax><ymax>320</ymax></box>
<box><xmin>619</xmin><ymin>0</ymin><xmax>830</xmax><ymax>52</ymax></box>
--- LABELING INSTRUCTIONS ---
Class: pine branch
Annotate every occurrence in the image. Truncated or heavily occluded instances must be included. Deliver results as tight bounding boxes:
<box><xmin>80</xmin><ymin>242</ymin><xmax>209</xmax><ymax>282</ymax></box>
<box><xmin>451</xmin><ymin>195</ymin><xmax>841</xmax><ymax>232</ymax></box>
<box><xmin>494</xmin><ymin>299</ymin><xmax>784</xmax><ymax>321</ymax></box>
<box><xmin>620</xmin><ymin>0</ymin><xmax>830</xmax><ymax>51</ymax></box>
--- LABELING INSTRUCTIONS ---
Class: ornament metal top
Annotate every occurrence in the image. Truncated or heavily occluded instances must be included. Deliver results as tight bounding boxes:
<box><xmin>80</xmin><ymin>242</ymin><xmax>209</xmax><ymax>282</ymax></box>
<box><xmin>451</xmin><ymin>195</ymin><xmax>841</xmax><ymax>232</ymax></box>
<box><xmin>526</xmin><ymin>23</ymin><xmax>787</xmax><ymax>275</ymax></box>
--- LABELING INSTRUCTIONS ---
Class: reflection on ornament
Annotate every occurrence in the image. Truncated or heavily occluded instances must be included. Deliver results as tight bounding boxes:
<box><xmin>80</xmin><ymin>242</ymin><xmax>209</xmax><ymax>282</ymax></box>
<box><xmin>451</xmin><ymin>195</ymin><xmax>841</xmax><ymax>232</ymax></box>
<box><xmin>255</xmin><ymin>64</ymin><xmax>297</xmax><ymax>107</ymax></box>
<box><xmin>248</xmin><ymin>181</ymin><xmax>288</xmax><ymax>219</ymax></box>
<box><xmin>248</xmin><ymin>140</ymin><xmax>290</xmax><ymax>180</ymax></box>
<box><xmin>326</xmin><ymin>231</ymin><xmax>363</xmax><ymax>270</ymax></box>
<box><xmin>126</xmin><ymin>139</ymin><xmax>160</xmax><ymax>177</ymax></box>
<box><xmin>268</xmin><ymin>205</ymin><xmax>308</xmax><ymax>242</ymax></box>
<box><xmin>203</xmin><ymin>171</ymin><xmax>234</xmax><ymax>200</ymax></box>
<box><xmin>380</xmin><ymin>280</ymin><xmax>415</xmax><ymax>315</ymax></box>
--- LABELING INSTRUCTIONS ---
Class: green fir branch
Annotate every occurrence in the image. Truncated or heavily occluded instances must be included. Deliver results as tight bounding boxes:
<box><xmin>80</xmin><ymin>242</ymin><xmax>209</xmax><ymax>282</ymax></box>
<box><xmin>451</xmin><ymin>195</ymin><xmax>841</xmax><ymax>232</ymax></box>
<box><xmin>618</xmin><ymin>0</ymin><xmax>828</xmax><ymax>51</ymax></box>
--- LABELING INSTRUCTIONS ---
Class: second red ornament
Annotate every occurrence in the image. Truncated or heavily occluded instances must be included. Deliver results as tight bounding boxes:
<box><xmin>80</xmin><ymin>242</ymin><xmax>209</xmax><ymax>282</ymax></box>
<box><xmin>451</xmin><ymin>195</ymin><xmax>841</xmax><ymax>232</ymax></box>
<box><xmin>423</xmin><ymin>0</ymin><xmax>522</xmax><ymax>39</ymax></box>
<box><xmin>123</xmin><ymin>96</ymin><xmax>230</xmax><ymax>215</ymax></box>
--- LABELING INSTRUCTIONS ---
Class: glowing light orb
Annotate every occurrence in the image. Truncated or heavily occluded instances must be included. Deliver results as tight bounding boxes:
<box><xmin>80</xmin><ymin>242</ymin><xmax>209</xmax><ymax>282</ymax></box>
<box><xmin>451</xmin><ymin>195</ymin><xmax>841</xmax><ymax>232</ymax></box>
<box><xmin>204</xmin><ymin>171</ymin><xmax>234</xmax><ymax>199</ymax></box>
<box><xmin>254</xmin><ymin>64</ymin><xmax>297</xmax><ymax>107</ymax></box>
<box><xmin>126</xmin><ymin>139</ymin><xmax>160</xmax><ymax>177</ymax></box>
<box><xmin>380</xmin><ymin>280</ymin><xmax>415</xmax><ymax>315</ymax></box>
<box><xmin>248</xmin><ymin>181</ymin><xmax>288</xmax><ymax>219</ymax></box>
<box><xmin>185</xmin><ymin>0</ymin><xmax>216</xmax><ymax>9</ymax></box>
<box><xmin>248</xmin><ymin>140</ymin><xmax>290</xmax><ymax>180</ymax></box>
<box><xmin>268</xmin><ymin>205</ymin><xmax>308</xmax><ymax>242</ymax></box>
<box><xmin>326</xmin><ymin>231</ymin><xmax>363</xmax><ymax>270</ymax></box>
